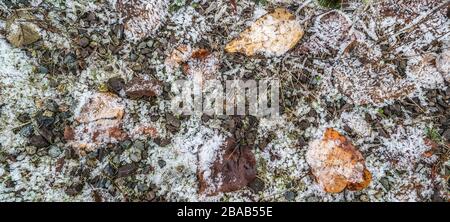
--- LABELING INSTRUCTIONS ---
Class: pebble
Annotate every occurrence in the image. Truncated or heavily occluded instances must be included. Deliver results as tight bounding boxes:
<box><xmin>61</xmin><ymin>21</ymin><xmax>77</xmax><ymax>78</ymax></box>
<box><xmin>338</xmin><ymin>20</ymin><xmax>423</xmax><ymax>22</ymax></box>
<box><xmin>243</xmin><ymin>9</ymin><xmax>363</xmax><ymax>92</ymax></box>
<box><xmin>103</xmin><ymin>164</ymin><xmax>117</xmax><ymax>177</ymax></box>
<box><xmin>141</xmin><ymin>48</ymin><xmax>152</xmax><ymax>54</ymax></box>
<box><xmin>155</xmin><ymin>138</ymin><xmax>171</xmax><ymax>147</ymax></box>
<box><xmin>138</xmin><ymin>41</ymin><xmax>147</xmax><ymax>49</ymax></box>
<box><xmin>16</xmin><ymin>153</ymin><xmax>26</xmax><ymax>161</ymax></box>
<box><xmin>28</xmin><ymin>135</ymin><xmax>50</xmax><ymax>148</ymax></box>
<box><xmin>117</xmin><ymin>163</ymin><xmax>138</xmax><ymax>178</ymax></box>
<box><xmin>359</xmin><ymin>194</ymin><xmax>369</xmax><ymax>202</ymax></box>
<box><xmin>166</xmin><ymin>114</ymin><xmax>181</xmax><ymax>133</ymax></box>
<box><xmin>307</xmin><ymin>196</ymin><xmax>319</xmax><ymax>202</ymax></box>
<box><xmin>129</xmin><ymin>149</ymin><xmax>142</xmax><ymax>163</ymax></box>
<box><xmin>158</xmin><ymin>159</ymin><xmax>166</xmax><ymax>168</ymax></box>
<box><xmin>247</xmin><ymin>178</ymin><xmax>265</xmax><ymax>193</ymax></box>
<box><xmin>137</xmin><ymin>183</ymin><xmax>149</xmax><ymax>192</ymax></box>
<box><xmin>65</xmin><ymin>183</ymin><xmax>84</xmax><ymax>196</ymax></box>
<box><xmin>19</xmin><ymin>124</ymin><xmax>34</xmax><ymax>137</ymax></box>
<box><xmin>48</xmin><ymin>146</ymin><xmax>61</xmax><ymax>158</ymax></box>
<box><xmin>38</xmin><ymin>66</ymin><xmax>49</xmax><ymax>74</ymax></box>
<box><xmin>442</xmin><ymin>129</ymin><xmax>450</xmax><ymax>142</ymax></box>
<box><xmin>380</xmin><ymin>177</ymin><xmax>390</xmax><ymax>190</ymax></box>
<box><xmin>45</xmin><ymin>100</ymin><xmax>59</xmax><ymax>112</ymax></box>
<box><xmin>298</xmin><ymin>136</ymin><xmax>307</xmax><ymax>147</ymax></box>
<box><xmin>146</xmin><ymin>191</ymin><xmax>156</xmax><ymax>201</ymax></box>
<box><xmin>106</xmin><ymin>77</ymin><xmax>125</xmax><ymax>95</ymax></box>
<box><xmin>298</xmin><ymin>120</ymin><xmax>310</xmax><ymax>130</ymax></box>
<box><xmin>112</xmin><ymin>155</ymin><xmax>121</xmax><ymax>165</ymax></box>
<box><xmin>146</xmin><ymin>40</ymin><xmax>154</xmax><ymax>48</ymax></box>
<box><xmin>133</xmin><ymin>140</ymin><xmax>145</xmax><ymax>150</ymax></box>
<box><xmin>120</xmin><ymin>140</ymin><xmax>132</xmax><ymax>149</ymax></box>
<box><xmin>25</xmin><ymin>146</ymin><xmax>37</xmax><ymax>155</ymax></box>
<box><xmin>17</xmin><ymin>113</ymin><xmax>31</xmax><ymax>123</ymax></box>
<box><xmin>36</xmin><ymin>114</ymin><xmax>55</xmax><ymax>129</ymax></box>
<box><xmin>284</xmin><ymin>191</ymin><xmax>296</xmax><ymax>201</ymax></box>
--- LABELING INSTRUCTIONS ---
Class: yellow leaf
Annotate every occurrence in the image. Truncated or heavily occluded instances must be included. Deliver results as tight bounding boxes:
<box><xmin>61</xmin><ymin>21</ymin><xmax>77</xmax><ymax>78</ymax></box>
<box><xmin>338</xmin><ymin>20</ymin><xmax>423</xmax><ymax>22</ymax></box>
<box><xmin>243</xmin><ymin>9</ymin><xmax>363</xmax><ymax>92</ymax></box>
<box><xmin>225</xmin><ymin>8</ymin><xmax>304</xmax><ymax>57</ymax></box>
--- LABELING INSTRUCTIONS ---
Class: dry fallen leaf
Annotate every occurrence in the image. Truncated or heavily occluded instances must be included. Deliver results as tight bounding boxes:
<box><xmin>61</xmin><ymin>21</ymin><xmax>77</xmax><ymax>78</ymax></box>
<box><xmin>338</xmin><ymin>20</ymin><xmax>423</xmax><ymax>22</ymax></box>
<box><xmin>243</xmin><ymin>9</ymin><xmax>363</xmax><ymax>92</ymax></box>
<box><xmin>198</xmin><ymin>137</ymin><xmax>256</xmax><ymax>196</ymax></box>
<box><xmin>306</xmin><ymin>128</ymin><xmax>371</xmax><ymax>193</ymax></box>
<box><xmin>225</xmin><ymin>8</ymin><xmax>304</xmax><ymax>57</ymax></box>
<box><xmin>6</xmin><ymin>12</ymin><xmax>40</xmax><ymax>47</ymax></box>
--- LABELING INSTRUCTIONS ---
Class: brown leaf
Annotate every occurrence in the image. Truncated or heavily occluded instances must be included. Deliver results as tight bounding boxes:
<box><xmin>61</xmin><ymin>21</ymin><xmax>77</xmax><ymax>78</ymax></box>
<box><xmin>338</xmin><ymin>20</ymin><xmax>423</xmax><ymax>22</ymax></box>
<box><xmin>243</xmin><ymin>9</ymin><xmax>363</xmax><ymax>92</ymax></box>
<box><xmin>198</xmin><ymin>137</ymin><xmax>256</xmax><ymax>196</ymax></box>
<box><xmin>306</xmin><ymin>128</ymin><xmax>371</xmax><ymax>193</ymax></box>
<box><xmin>225</xmin><ymin>8</ymin><xmax>304</xmax><ymax>57</ymax></box>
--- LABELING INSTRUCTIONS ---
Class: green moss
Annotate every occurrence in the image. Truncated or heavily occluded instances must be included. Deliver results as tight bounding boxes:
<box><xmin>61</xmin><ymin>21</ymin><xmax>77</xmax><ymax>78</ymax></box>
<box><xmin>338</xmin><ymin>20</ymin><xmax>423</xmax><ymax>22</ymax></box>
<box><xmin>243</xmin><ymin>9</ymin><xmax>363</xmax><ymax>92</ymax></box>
<box><xmin>316</xmin><ymin>0</ymin><xmax>342</xmax><ymax>9</ymax></box>
<box><xmin>425</xmin><ymin>126</ymin><xmax>442</xmax><ymax>144</ymax></box>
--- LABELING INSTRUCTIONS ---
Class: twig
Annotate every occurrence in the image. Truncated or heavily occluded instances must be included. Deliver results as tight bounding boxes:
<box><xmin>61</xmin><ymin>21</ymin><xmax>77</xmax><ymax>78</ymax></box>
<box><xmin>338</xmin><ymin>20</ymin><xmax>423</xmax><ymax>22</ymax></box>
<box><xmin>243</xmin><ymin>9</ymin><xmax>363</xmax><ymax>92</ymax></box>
<box><xmin>378</xmin><ymin>1</ymin><xmax>449</xmax><ymax>44</ymax></box>
<box><xmin>296</xmin><ymin>0</ymin><xmax>313</xmax><ymax>15</ymax></box>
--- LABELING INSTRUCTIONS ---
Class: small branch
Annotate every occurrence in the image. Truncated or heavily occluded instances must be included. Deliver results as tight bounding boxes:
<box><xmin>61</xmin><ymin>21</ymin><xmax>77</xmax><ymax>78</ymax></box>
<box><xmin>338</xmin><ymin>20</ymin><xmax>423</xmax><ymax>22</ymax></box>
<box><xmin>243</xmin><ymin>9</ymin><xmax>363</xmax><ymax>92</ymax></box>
<box><xmin>378</xmin><ymin>1</ymin><xmax>449</xmax><ymax>44</ymax></box>
<box><xmin>296</xmin><ymin>0</ymin><xmax>314</xmax><ymax>15</ymax></box>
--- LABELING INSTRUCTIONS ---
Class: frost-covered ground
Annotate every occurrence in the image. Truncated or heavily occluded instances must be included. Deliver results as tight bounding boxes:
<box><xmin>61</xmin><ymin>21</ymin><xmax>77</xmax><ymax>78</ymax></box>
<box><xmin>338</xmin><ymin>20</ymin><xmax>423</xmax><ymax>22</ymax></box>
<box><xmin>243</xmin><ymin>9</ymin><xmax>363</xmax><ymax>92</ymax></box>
<box><xmin>0</xmin><ymin>0</ymin><xmax>449</xmax><ymax>202</ymax></box>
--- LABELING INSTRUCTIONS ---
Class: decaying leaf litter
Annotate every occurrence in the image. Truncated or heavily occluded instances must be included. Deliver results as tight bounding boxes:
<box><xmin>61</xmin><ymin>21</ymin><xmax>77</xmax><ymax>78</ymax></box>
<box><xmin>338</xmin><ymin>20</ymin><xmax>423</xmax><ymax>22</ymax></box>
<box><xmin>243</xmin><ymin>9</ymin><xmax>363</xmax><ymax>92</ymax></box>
<box><xmin>0</xmin><ymin>0</ymin><xmax>449</xmax><ymax>202</ymax></box>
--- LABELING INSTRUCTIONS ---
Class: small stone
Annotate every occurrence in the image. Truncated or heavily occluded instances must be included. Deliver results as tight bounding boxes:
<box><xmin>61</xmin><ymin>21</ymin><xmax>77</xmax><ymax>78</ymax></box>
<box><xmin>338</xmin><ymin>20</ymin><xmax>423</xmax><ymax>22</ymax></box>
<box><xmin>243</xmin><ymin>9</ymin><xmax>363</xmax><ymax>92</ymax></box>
<box><xmin>117</xmin><ymin>163</ymin><xmax>137</xmax><ymax>178</ymax></box>
<box><xmin>380</xmin><ymin>177</ymin><xmax>390</xmax><ymax>190</ymax></box>
<box><xmin>129</xmin><ymin>149</ymin><xmax>142</xmax><ymax>162</ymax></box>
<box><xmin>137</xmin><ymin>183</ymin><xmax>148</xmax><ymax>192</ymax></box>
<box><xmin>48</xmin><ymin>146</ymin><xmax>62</xmax><ymax>158</ymax></box>
<box><xmin>26</xmin><ymin>146</ymin><xmax>37</xmax><ymax>155</ymax></box>
<box><xmin>141</xmin><ymin>48</ymin><xmax>152</xmax><ymax>54</ymax></box>
<box><xmin>19</xmin><ymin>124</ymin><xmax>34</xmax><ymax>137</ymax></box>
<box><xmin>17</xmin><ymin>113</ymin><xmax>31</xmax><ymax>123</ymax></box>
<box><xmin>79</xmin><ymin>37</ymin><xmax>90</xmax><ymax>48</ymax></box>
<box><xmin>359</xmin><ymin>194</ymin><xmax>369</xmax><ymax>202</ymax></box>
<box><xmin>28</xmin><ymin>135</ymin><xmax>50</xmax><ymax>148</ymax></box>
<box><xmin>157</xmin><ymin>159</ymin><xmax>166</xmax><ymax>168</ymax></box>
<box><xmin>131</xmin><ymin>63</ymin><xmax>142</xmax><ymax>71</ymax></box>
<box><xmin>107</xmin><ymin>77</ymin><xmax>125</xmax><ymax>96</ymax></box>
<box><xmin>36</xmin><ymin>114</ymin><xmax>55</xmax><ymax>129</ymax></box>
<box><xmin>154</xmin><ymin>137</ymin><xmax>171</xmax><ymax>147</ymax></box>
<box><xmin>284</xmin><ymin>190</ymin><xmax>296</xmax><ymax>201</ymax></box>
<box><xmin>45</xmin><ymin>100</ymin><xmax>59</xmax><ymax>112</ymax></box>
<box><xmin>133</xmin><ymin>140</ymin><xmax>144</xmax><ymax>151</ymax></box>
<box><xmin>65</xmin><ymin>183</ymin><xmax>84</xmax><ymax>196</ymax></box>
<box><xmin>442</xmin><ymin>129</ymin><xmax>450</xmax><ymax>142</ymax></box>
<box><xmin>120</xmin><ymin>140</ymin><xmax>132</xmax><ymax>149</ymax></box>
<box><xmin>307</xmin><ymin>196</ymin><xmax>319</xmax><ymax>202</ymax></box>
<box><xmin>146</xmin><ymin>40</ymin><xmax>154</xmax><ymax>47</ymax></box>
<box><xmin>166</xmin><ymin>113</ymin><xmax>181</xmax><ymax>128</ymax></box>
<box><xmin>38</xmin><ymin>66</ymin><xmax>48</xmax><ymax>74</ymax></box>
<box><xmin>138</xmin><ymin>41</ymin><xmax>147</xmax><ymax>49</ymax></box>
<box><xmin>298</xmin><ymin>136</ymin><xmax>307</xmax><ymax>147</ymax></box>
<box><xmin>38</xmin><ymin>126</ymin><xmax>54</xmax><ymax>144</ymax></box>
<box><xmin>103</xmin><ymin>164</ymin><xmax>117</xmax><ymax>177</ymax></box>
<box><xmin>248</xmin><ymin>178</ymin><xmax>265</xmax><ymax>193</ymax></box>
<box><xmin>298</xmin><ymin>120</ymin><xmax>310</xmax><ymax>130</ymax></box>
<box><xmin>146</xmin><ymin>191</ymin><xmax>156</xmax><ymax>201</ymax></box>
<box><xmin>201</xmin><ymin>114</ymin><xmax>210</xmax><ymax>122</ymax></box>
